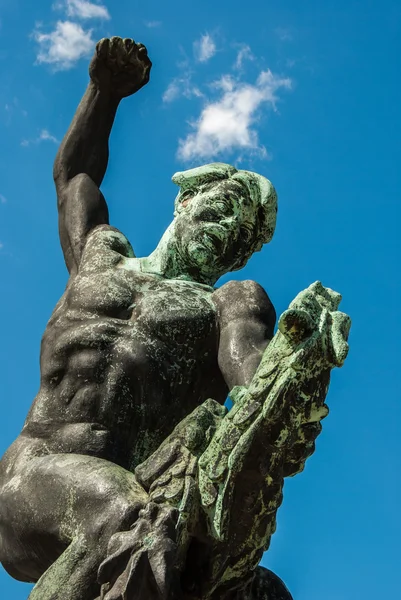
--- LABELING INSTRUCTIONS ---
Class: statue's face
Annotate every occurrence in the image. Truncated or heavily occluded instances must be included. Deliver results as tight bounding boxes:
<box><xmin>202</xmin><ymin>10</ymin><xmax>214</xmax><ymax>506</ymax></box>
<box><xmin>173</xmin><ymin>179</ymin><xmax>256</xmax><ymax>281</ymax></box>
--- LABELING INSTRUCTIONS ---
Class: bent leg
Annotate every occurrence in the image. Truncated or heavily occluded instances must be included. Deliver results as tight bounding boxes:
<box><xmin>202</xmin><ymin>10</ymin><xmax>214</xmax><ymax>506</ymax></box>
<box><xmin>29</xmin><ymin>535</ymin><xmax>92</xmax><ymax>600</ymax></box>
<box><xmin>0</xmin><ymin>453</ymin><xmax>149</xmax><ymax>599</ymax></box>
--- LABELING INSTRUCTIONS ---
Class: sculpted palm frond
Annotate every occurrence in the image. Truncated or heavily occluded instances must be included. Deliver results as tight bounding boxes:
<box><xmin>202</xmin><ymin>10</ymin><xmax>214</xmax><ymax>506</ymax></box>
<box><xmin>197</xmin><ymin>282</ymin><xmax>350</xmax><ymax>591</ymax></box>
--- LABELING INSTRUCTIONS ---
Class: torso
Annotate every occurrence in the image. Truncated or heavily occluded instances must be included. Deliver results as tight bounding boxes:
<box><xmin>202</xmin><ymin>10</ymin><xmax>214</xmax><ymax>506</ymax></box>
<box><xmin>20</xmin><ymin>226</ymin><xmax>228</xmax><ymax>470</ymax></box>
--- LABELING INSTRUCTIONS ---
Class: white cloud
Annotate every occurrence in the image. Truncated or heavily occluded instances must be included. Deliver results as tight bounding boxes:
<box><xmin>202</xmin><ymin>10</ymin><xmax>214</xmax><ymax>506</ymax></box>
<box><xmin>55</xmin><ymin>0</ymin><xmax>110</xmax><ymax>20</ymax></box>
<box><xmin>234</xmin><ymin>45</ymin><xmax>254</xmax><ymax>70</ymax></box>
<box><xmin>163</xmin><ymin>80</ymin><xmax>182</xmax><ymax>103</ymax></box>
<box><xmin>39</xmin><ymin>129</ymin><xmax>59</xmax><ymax>143</ymax></box>
<box><xmin>0</xmin><ymin>194</ymin><xmax>7</xmax><ymax>204</ymax></box>
<box><xmin>177</xmin><ymin>70</ymin><xmax>291</xmax><ymax>161</ymax></box>
<box><xmin>163</xmin><ymin>75</ymin><xmax>203</xmax><ymax>103</ymax></box>
<box><xmin>33</xmin><ymin>20</ymin><xmax>95</xmax><ymax>70</ymax></box>
<box><xmin>194</xmin><ymin>33</ymin><xmax>216</xmax><ymax>63</ymax></box>
<box><xmin>21</xmin><ymin>129</ymin><xmax>60</xmax><ymax>147</ymax></box>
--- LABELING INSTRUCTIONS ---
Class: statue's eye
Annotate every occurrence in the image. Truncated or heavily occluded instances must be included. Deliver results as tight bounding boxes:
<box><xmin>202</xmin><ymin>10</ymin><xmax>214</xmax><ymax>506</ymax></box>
<box><xmin>180</xmin><ymin>190</ymin><xmax>194</xmax><ymax>208</ymax></box>
<box><xmin>215</xmin><ymin>199</ymin><xmax>232</xmax><ymax>213</ymax></box>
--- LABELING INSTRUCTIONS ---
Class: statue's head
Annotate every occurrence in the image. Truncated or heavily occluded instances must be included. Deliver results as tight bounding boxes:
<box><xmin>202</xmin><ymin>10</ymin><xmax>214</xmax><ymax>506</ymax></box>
<box><xmin>171</xmin><ymin>163</ymin><xmax>277</xmax><ymax>284</ymax></box>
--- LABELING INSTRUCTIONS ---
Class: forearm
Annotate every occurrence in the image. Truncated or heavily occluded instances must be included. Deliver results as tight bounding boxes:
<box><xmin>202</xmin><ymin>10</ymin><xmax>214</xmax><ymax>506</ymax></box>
<box><xmin>53</xmin><ymin>82</ymin><xmax>120</xmax><ymax>189</ymax></box>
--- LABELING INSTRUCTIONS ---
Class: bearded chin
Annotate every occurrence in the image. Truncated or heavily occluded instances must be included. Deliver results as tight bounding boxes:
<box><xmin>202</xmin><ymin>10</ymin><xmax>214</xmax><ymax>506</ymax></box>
<box><xmin>184</xmin><ymin>240</ymin><xmax>227</xmax><ymax>279</ymax></box>
<box><xmin>187</xmin><ymin>240</ymin><xmax>216</xmax><ymax>267</ymax></box>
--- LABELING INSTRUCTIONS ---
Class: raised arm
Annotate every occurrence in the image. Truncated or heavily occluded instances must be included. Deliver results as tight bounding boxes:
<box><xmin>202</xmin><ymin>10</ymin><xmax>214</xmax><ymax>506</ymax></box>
<box><xmin>54</xmin><ymin>37</ymin><xmax>151</xmax><ymax>275</ymax></box>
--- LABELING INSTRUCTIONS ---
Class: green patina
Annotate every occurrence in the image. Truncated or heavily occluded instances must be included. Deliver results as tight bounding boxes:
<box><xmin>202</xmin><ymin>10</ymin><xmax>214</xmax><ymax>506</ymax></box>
<box><xmin>131</xmin><ymin>281</ymin><xmax>351</xmax><ymax>597</ymax></box>
<box><xmin>1</xmin><ymin>35</ymin><xmax>353</xmax><ymax>600</ymax></box>
<box><xmin>139</xmin><ymin>162</ymin><xmax>277</xmax><ymax>286</ymax></box>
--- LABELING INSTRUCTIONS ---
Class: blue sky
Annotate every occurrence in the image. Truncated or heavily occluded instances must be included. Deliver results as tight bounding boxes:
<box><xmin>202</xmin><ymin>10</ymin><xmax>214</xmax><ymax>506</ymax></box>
<box><xmin>0</xmin><ymin>0</ymin><xmax>400</xmax><ymax>598</ymax></box>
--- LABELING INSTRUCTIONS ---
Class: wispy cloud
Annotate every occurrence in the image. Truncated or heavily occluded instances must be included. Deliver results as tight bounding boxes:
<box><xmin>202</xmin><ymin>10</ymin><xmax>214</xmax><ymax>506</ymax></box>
<box><xmin>233</xmin><ymin>44</ymin><xmax>254</xmax><ymax>70</ymax></box>
<box><xmin>144</xmin><ymin>20</ymin><xmax>161</xmax><ymax>28</ymax></box>
<box><xmin>164</xmin><ymin>37</ymin><xmax>292</xmax><ymax>161</ymax></box>
<box><xmin>21</xmin><ymin>129</ymin><xmax>60</xmax><ymax>147</ymax></box>
<box><xmin>194</xmin><ymin>33</ymin><xmax>216</xmax><ymax>63</ymax></box>
<box><xmin>65</xmin><ymin>0</ymin><xmax>110</xmax><ymax>20</ymax></box>
<box><xmin>54</xmin><ymin>0</ymin><xmax>110</xmax><ymax>20</ymax></box>
<box><xmin>177</xmin><ymin>70</ymin><xmax>291</xmax><ymax>161</ymax></box>
<box><xmin>39</xmin><ymin>129</ymin><xmax>59</xmax><ymax>143</ymax></box>
<box><xmin>163</xmin><ymin>36</ymin><xmax>216</xmax><ymax>102</ymax></box>
<box><xmin>163</xmin><ymin>74</ymin><xmax>203</xmax><ymax>103</ymax></box>
<box><xmin>33</xmin><ymin>20</ymin><xmax>95</xmax><ymax>70</ymax></box>
<box><xmin>33</xmin><ymin>0</ymin><xmax>109</xmax><ymax>69</ymax></box>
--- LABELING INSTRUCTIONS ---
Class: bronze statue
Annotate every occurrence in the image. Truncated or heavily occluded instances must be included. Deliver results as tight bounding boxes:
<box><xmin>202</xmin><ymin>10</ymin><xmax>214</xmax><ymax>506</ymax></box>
<box><xmin>0</xmin><ymin>37</ymin><xmax>350</xmax><ymax>600</ymax></box>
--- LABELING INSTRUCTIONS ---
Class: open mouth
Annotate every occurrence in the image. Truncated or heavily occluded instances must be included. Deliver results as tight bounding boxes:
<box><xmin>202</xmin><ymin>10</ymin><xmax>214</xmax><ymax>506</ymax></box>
<box><xmin>201</xmin><ymin>224</ymin><xmax>227</xmax><ymax>251</ymax></box>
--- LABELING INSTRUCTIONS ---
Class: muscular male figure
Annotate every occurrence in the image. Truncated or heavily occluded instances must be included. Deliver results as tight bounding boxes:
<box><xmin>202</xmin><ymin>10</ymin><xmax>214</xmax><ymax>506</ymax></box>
<box><xmin>0</xmin><ymin>38</ymin><xmax>283</xmax><ymax>600</ymax></box>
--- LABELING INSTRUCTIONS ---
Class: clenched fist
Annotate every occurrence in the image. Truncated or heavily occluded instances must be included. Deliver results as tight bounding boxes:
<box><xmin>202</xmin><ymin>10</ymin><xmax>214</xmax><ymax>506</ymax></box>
<box><xmin>89</xmin><ymin>37</ymin><xmax>152</xmax><ymax>99</ymax></box>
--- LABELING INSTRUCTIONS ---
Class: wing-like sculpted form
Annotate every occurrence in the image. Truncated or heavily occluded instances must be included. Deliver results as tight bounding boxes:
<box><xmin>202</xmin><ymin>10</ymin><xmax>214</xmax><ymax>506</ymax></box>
<box><xmin>198</xmin><ymin>282</ymin><xmax>351</xmax><ymax>592</ymax></box>
<box><xmin>136</xmin><ymin>399</ymin><xmax>227</xmax><ymax>564</ymax></box>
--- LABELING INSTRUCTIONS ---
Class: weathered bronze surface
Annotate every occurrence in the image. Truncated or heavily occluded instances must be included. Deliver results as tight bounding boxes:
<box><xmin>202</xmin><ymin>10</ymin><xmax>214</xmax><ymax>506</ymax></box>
<box><xmin>0</xmin><ymin>37</ymin><xmax>351</xmax><ymax>600</ymax></box>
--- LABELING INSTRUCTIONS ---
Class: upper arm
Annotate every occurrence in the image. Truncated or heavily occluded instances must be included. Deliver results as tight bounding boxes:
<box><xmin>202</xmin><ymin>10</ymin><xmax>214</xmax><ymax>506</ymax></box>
<box><xmin>212</xmin><ymin>280</ymin><xmax>276</xmax><ymax>389</ymax></box>
<box><xmin>56</xmin><ymin>173</ymin><xmax>109</xmax><ymax>276</ymax></box>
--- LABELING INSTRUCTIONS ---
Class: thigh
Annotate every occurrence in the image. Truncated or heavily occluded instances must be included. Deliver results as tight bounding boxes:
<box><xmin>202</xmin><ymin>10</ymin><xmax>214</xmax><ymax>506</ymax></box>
<box><xmin>0</xmin><ymin>452</ymin><xmax>148</xmax><ymax>582</ymax></box>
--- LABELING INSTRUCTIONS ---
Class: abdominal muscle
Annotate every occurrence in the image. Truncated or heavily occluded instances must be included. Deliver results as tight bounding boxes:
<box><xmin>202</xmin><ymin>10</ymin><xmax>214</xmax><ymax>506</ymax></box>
<box><xmin>22</xmin><ymin>350</ymin><xmax>169</xmax><ymax>471</ymax></box>
<box><xmin>3</xmin><ymin>247</ymin><xmax>227</xmax><ymax>477</ymax></box>
<box><xmin>15</xmin><ymin>320</ymin><xmax>222</xmax><ymax>476</ymax></box>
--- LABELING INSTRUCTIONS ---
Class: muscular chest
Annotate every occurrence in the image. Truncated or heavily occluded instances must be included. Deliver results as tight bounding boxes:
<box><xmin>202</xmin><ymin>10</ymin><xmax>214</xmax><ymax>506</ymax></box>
<box><xmin>63</xmin><ymin>261</ymin><xmax>218</xmax><ymax>353</ymax></box>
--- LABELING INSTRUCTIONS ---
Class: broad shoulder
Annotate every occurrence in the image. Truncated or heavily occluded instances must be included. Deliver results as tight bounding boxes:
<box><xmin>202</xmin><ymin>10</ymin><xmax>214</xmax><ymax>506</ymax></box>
<box><xmin>84</xmin><ymin>224</ymin><xmax>135</xmax><ymax>257</ymax></box>
<box><xmin>212</xmin><ymin>280</ymin><xmax>276</xmax><ymax>327</ymax></box>
<box><xmin>77</xmin><ymin>224</ymin><xmax>136</xmax><ymax>274</ymax></box>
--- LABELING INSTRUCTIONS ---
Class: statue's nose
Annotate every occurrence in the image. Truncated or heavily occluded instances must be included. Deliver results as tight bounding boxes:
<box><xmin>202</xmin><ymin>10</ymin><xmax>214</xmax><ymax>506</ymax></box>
<box><xmin>192</xmin><ymin>203</ymin><xmax>221</xmax><ymax>223</ymax></box>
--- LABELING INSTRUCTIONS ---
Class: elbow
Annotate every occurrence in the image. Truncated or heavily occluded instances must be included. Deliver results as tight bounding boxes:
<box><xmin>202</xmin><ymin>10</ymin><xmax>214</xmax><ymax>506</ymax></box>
<box><xmin>53</xmin><ymin>155</ymin><xmax>65</xmax><ymax>187</ymax></box>
<box><xmin>53</xmin><ymin>148</ymin><xmax>71</xmax><ymax>179</ymax></box>
<box><xmin>53</xmin><ymin>143</ymin><xmax>73</xmax><ymax>187</ymax></box>
<box><xmin>54</xmin><ymin>161</ymin><xmax>83</xmax><ymax>194</ymax></box>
